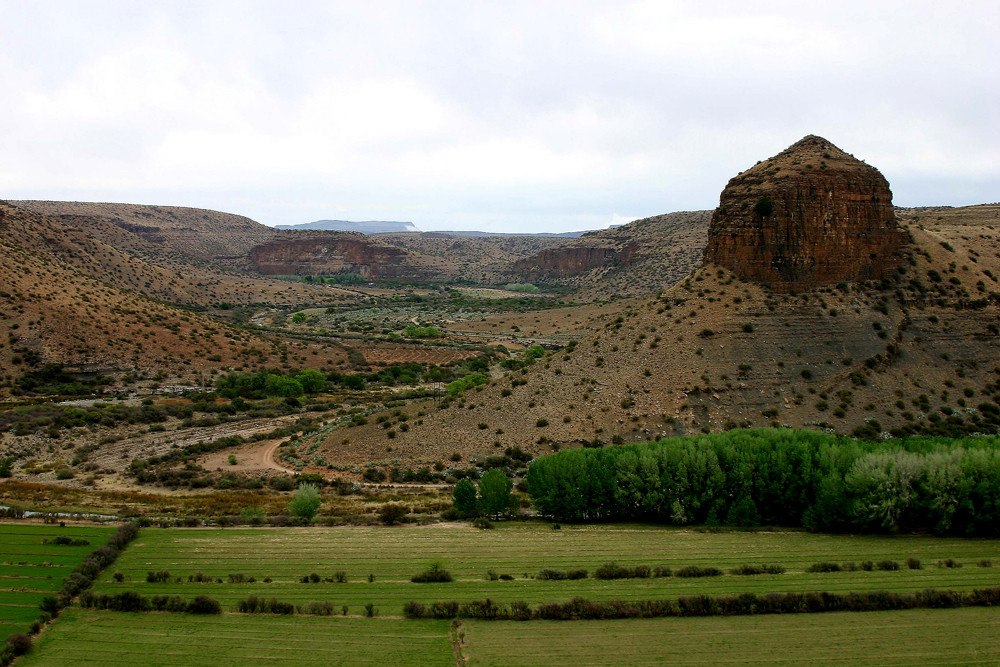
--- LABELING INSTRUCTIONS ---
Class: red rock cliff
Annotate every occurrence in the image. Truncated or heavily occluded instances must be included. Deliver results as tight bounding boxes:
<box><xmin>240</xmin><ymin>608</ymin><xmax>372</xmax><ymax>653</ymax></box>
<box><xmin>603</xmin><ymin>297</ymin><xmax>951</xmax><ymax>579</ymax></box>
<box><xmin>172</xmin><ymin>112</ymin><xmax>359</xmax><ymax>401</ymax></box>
<box><xmin>249</xmin><ymin>232</ymin><xmax>440</xmax><ymax>281</ymax></box>
<box><xmin>702</xmin><ymin>135</ymin><xmax>907</xmax><ymax>290</ymax></box>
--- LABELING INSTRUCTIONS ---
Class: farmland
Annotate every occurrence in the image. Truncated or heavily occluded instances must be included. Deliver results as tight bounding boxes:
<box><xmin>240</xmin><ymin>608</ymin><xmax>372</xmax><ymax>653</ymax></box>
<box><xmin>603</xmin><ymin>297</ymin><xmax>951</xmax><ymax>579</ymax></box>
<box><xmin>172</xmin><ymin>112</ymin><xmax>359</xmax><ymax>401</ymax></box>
<box><xmin>93</xmin><ymin>523</ymin><xmax>1000</xmax><ymax>615</ymax></box>
<box><xmin>462</xmin><ymin>608</ymin><xmax>1000</xmax><ymax>666</ymax></box>
<box><xmin>0</xmin><ymin>524</ymin><xmax>114</xmax><ymax>643</ymax></box>
<box><xmin>20</xmin><ymin>608</ymin><xmax>454</xmax><ymax>666</ymax></box>
<box><xmin>3</xmin><ymin>521</ymin><xmax>1000</xmax><ymax>664</ymax></box>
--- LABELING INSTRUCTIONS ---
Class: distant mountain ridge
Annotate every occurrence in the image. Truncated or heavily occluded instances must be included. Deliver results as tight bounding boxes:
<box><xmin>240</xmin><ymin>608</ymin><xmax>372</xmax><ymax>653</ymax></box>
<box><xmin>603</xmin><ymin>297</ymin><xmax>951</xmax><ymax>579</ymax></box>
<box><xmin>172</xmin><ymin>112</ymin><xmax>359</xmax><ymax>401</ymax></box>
<box><xmin>275</xmin><ymin>219</ymin><xmax>595</xmax><ymax>237</ymax></box>
<box><xmin>275</xmin><ymin>220</ymin><xmax>418</xmax><ymax>233</ymax></box>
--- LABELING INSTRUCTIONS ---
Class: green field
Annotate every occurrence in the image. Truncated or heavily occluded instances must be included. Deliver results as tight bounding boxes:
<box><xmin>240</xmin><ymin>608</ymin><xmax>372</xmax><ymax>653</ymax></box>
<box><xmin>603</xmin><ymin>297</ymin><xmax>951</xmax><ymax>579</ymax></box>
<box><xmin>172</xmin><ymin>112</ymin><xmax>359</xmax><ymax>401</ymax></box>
<box><xmin>20</xmin><ymin>607</ymin><xmax>454</xmax><ymax>666</ymax></box>
<box><xmin>94</xmin><ymin>523</ymin><xmax>1000</xmax><ymax>615</ymax></box>
<box><xmin>462</xmin><ymin>607</ymin><xmax>1000</xmax><ymax>666</ymax></box>
<box><xmin>0</xmin><ymin>523</ymin><xmax>115</xmax><ymax>642</ymax></box>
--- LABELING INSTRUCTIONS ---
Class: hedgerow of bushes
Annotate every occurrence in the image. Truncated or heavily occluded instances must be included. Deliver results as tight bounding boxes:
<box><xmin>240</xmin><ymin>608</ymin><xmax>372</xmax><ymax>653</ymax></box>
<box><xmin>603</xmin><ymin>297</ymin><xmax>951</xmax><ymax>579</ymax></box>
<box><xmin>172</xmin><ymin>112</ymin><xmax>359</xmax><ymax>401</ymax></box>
<box><xmin>403</xmin><ymin>587</ymin><xmax>1000</xmax><ymax>621</ymax></box>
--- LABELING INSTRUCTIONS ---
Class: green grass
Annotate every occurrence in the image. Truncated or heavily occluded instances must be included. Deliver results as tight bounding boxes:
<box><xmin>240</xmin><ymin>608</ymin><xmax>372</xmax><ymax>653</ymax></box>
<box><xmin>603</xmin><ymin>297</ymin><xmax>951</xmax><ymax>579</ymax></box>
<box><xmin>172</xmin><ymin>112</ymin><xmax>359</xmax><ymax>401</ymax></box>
<box><xmin>0</xmin><ymin>523</ymin><xmax>115</xmax><ymax>642</ymax></box>
<box><xmin>21</xmin><ymin>607</ymin><xmax>453</xmax><ymax>666</ymax></box>
<box><xmin>463</xmin><ymin>607</ymin><xmax>1000</xmax><ymax>666</ymax></box>
<box><xmin>93</xmin><ymin>524</ymin><xmax>1000</xmax><ymax>615</ymax></box>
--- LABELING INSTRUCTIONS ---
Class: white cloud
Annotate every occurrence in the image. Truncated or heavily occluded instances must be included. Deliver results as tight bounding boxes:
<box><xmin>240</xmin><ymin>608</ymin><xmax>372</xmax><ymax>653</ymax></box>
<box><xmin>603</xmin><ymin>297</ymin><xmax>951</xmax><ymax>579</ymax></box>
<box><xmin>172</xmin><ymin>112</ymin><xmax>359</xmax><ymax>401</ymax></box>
<box><xmin>0</xmin><ymin>0</ymin><xmax>997</xmax><ymax>231</ymax></box>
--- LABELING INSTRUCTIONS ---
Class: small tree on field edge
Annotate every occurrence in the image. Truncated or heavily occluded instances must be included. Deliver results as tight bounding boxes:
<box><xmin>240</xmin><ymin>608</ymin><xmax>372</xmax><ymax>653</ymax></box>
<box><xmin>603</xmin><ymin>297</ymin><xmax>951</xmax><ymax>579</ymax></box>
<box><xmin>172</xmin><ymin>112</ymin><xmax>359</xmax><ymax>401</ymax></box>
<box><xmin>288</xmin><ymin>483</ymin><xmax>321</xmax><ymax>522</ymax></box>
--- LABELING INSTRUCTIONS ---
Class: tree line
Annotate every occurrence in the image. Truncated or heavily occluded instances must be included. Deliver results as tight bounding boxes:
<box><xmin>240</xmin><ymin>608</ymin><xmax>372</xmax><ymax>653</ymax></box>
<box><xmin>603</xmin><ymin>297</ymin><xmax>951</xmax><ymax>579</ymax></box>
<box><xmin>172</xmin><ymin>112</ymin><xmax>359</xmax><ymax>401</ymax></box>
<box><xmin>525</xmin><ymin>429</ymin><xmax>1000</xmax><ymax>535</ymax></box>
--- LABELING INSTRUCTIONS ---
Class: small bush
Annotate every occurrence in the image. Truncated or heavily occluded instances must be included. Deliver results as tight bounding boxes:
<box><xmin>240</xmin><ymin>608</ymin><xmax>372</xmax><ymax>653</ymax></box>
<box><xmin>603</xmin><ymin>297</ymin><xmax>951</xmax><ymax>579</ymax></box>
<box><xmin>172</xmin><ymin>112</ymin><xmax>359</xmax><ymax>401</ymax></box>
<box><xmin>147</xmin><ymin>570</ymin><xmax>171</xmax><ymax>583</ymax></box>
<box><xmin>187</xmin><ymin>596</ymin><xmax>222</xmax><ymax>614</ymax></box>
<box><xmin>412</xmin><ymin>563</ymin><xmax>453</xmax><ymax>583</ymax></box>
<box><xmin>939</xmin><ymin>559</ymin><xmax>962</xmax><ymax>568</ymax></box>
<box><xmin>978</xmin><ymin>560</ymin><xmax>992</xmax><ymax>568</ymax></box>
<box><xmin>731</xmin><ymin>564</ymin><xmax>785</xmax><ymax>576</ymax></box>
<box><xmin>4</xmin><ymin>633</ymin><xmax>32</xmax><ymax>656</ymax></box>
<box><xmin>906</xmin><ymin>558</ymin><xmax>922</xmax><ymax>570</ymax></box>
<box><xmin>806</xmin><ymin>562</ymin><xmax>842</xmax><ymax>573</ymax></box>
<box><xmin>876</xmin><ymin>560</ymin><xmax>900</xmax><ymax>571</ymax></box>
<box><xmin>675</xmin><ymin>565</ymin><xmax>723</xmax><ymax>578</ymax></box>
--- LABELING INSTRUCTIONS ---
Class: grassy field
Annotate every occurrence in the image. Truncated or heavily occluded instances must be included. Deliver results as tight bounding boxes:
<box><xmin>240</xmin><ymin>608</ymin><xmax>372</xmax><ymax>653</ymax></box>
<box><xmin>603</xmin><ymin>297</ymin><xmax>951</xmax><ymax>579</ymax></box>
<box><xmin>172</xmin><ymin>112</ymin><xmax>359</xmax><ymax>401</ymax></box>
<box><xmin>462</xmin><ymin>607</ymin><xmax>1000</xmax><ymax>666</ymax></box>
<box><xmin>20</xmin><ymin>607</ymin><xmax>454</xmax><ymax>666</ymax></box>
<box><xmin>93</xmin><ymin>523</ymin><xmax>1000</xmax><ymax>615</ymax></box>
<box><xmin>0</xmin><ymin>523</ymin><xmax>115</xmax><ymax>643</ymax></box>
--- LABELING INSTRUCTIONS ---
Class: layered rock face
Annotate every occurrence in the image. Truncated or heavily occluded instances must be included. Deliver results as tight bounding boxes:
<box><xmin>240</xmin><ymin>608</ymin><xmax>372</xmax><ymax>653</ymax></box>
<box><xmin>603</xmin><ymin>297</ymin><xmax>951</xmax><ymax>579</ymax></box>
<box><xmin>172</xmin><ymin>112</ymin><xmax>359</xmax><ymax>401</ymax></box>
<box><xmin>703</xmin><ymin>135</ymin><xmax>908</xmax><ymax>290</ymax></box>
<box><xmin>249</xmin><ymin>232</ymin><xmax>438</xmax><ymax>280</ymax></box>
<box><xmin>510</xmin><ymin>244</ymin><xmax>637</xmax><ymax>280</ymax></box>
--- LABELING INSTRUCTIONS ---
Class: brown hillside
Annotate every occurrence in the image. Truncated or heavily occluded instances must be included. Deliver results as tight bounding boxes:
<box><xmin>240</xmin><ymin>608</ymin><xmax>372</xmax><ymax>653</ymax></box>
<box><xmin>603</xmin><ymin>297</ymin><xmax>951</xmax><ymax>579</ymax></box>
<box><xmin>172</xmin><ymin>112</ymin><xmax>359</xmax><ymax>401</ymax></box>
<box><xmin>7</xmin><ymin>201</ymin><xmax>358</xmax><ymax>309</ymax></box>
<box><xmin>12</xmin><ymin>200</ymin><xmax>277</xmax><ymax>260</ymax></box>
<box><xmin>377</xmin><ymin>232</ymin><xmax>572</xmax><ymax>284</ymax></box>
<box><xmin>505</xmin><ymin>211</ymin><xmax>710</xmax><ymax>301</ymax></box>
<box><xmin>312</xmin><ymin>202</ymin><xmax>1000</xmax><ymax>468</ymax></box>
<box><xmin>0</xmin><ymin>203</ymin><xmax>348</xmax><ymax>395</ymax></box>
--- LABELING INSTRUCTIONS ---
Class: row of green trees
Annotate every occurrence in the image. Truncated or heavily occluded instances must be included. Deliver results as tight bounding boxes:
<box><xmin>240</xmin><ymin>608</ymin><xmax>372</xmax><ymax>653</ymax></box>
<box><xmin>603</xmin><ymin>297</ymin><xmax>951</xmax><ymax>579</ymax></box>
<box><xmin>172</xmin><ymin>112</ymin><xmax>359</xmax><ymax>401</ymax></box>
<box><xmin>453</xmin><ymin>469</ymin><xmax>518</xmax><ymax>519</ymax></box>
<box><xmin>525</xmin><ymin>429</ymin><xmax>1000</xmax><ymax>535</ymax></box>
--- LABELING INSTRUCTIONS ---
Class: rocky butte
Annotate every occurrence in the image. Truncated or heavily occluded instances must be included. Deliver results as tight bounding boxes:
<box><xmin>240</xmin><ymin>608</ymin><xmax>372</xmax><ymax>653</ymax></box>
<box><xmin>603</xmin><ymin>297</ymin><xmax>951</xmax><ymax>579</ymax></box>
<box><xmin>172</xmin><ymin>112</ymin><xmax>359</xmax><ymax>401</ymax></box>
<box><xmin>702</xmin><ymin>135</ymin><xmax>908</xmax><ymax>290</ymax></box>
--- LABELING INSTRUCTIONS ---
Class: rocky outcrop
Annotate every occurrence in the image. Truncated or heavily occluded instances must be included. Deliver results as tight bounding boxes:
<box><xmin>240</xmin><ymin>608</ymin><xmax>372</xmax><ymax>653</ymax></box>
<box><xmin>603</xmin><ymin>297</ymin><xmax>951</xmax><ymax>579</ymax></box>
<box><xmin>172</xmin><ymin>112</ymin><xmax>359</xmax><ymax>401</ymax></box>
<box><xmin>703</xmin><ymin>135</ymin><xmax>908</xmax><ymax>290</ymax></box>
<box><xmin>248</xmin><ymin>232</ymin><xmax>443</xmax><ymax>281</ymax></box>
<box><xmin>510</xmin><ymin>244</ymin><xmax>637</xmax><ymax>280</ymax></box>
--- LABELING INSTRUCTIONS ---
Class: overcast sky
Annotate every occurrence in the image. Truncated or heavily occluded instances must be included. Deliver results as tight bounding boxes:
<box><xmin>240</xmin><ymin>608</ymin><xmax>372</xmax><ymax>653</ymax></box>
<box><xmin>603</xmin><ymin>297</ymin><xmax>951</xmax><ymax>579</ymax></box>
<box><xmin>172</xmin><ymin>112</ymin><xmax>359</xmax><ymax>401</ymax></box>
<box><xmin>1</xmin><ymin>1</ymin><xmax>997</xmax><ymax>232</ymax></box>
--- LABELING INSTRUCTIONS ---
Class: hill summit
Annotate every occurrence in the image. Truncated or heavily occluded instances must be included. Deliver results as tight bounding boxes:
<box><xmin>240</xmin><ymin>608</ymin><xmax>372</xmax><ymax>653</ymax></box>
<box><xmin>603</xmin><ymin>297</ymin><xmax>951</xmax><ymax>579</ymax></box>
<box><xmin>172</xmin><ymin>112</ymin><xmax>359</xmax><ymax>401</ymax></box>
<box><xmin>703</xmin><ymin>135</ymin><xmax>908</xmax><ymax>290</ymax></box>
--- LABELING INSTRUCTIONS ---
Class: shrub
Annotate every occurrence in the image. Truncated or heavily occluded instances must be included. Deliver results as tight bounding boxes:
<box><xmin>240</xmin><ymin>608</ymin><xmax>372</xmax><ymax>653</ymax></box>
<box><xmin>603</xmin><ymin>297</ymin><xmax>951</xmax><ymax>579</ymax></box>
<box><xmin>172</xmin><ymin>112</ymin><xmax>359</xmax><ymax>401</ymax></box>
<box><xmin>806</xmin><ymin>562</ymin><xmax>842</xmax><ymax>573</ymax></box>
<box><xmin>472</xmin><ymin>517</ymin><xmax>494</xmax><ymax>530</ymax></box>
<box><xmin>675</xmin><ymin>565</ymin><xmax>723</xmax><ymax>578</ymax></box>
<box><xmin>594</xmin><ymin>562</ymin><xmax>651</xmax><ymax>580</ymax></box>
<box><xmin>877</xmin><ymin>560</ymin><xmax>900</xmax><ymax>571</ymax></box>
<box><xmin>730</xmin><ymin>563</ymin><xmax>785</xmax><ymax>576</ymax></box>
<box><xmin>403</xmin><ymin>601</ymin><xmax>427</xmax><ymax>618</ymax></box>
<box><xmin>288</xmin><ymin>483</ymin><xmax>321</xmax><ymax>522</ymax></box>
<box><xmin>4</xmin><ymin>633</ymin><xmax>31</xmax><ymax>656</ymax></box>
<box><xmin>378</xmin><ymin>503</ymin><xmax>408</xmax><ymax>525</ymax></box>
<box><xmin>147</xmin><ymin>570</ymin><xmax>171</xmax><ymax>583</ymax></box>
<box><xmin>754</xmin><ymin>197</ymin><xmax>774</xmax><ymax>217</ymax></box>
<box><xmin>907</xmin><ymin>558</ymin><xmax>922</xmax><ymax>570</ymax></box>
<box><xmin>412</xmin><ymin>563</ymin><xmax>453</xmax><ymax>583</ymax></box>
<box><xmin>536</xmin><ymin>569</ymin><xmax>567</xmax><ymax>580</ymax></box>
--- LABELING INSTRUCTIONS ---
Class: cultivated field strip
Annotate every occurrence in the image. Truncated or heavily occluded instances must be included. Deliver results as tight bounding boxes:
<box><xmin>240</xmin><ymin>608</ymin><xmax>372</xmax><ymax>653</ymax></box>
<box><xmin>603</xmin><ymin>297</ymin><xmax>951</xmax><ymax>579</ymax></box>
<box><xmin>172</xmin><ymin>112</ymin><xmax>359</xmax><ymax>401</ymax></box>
<box><xmin>21</xmin><ymin>608</ymin><xmax>454</xmax><ymax>666</ymax></box>
<box><xmin>94</xmin><ymin>524</ymin><xmax>1000</xmax><ymax>615</ymax></box>
<box><xmin>0</xmin><ymin>523</ymin><xmax>115</xmax><ymax>642</ymax></box>
<box><xmin>463</xmin><ymin>607</ymin><xmax>1000</xmax><ymax>666</ymax></box>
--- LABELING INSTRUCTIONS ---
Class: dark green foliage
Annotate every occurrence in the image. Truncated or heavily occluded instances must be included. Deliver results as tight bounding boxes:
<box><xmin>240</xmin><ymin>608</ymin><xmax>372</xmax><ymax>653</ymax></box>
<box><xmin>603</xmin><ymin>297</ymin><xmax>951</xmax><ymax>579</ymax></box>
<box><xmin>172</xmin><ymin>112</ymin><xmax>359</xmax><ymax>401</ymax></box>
<box><xmin>378</xmin><ymin>503</ymin><xmax>408</xmax><ymax>525</ymax></box>
<box><xmin>403</xmin><ymin>587</ymin><xmax>1000</xmax><ymax>621</ymax></box>
<box><xmin>754</xmin><ymin>197</ymin><xmax>774</xmax><ymax>217</ymax></box>
<box><xmin>147</xmin><ymin>570</ymin><xmax>171</xmax><ymax>583</ymax></box>
<box><xmin>807</xmin><ymin>562</ymin><xmax>842</xmax><ymax>573</ymax></box>
<box><xmin>411</xmin><ymin>563</ymin><xmax>453</xmax><ymax>583</ymax></box>
<box><xmin>526</xmin><ymin>428</ymin><xmax>1000</xmax><ymax>535</ymax></box>
<box><xmin>537</xmin><ymin>568</ymin><xmax>588</xmax><ymax>580</ymax></box>
<box><xmin>730</xmin><ymin>564</ymin><xmax>786</xmax><ymax>575</ymax></box>
<box><xmin>478</xmin><ymin>469</ymin><xmax>517</xmax><ymax>519</ymax></box>
<box><xmin>3</xmin><ymin>633</ymin><xmax>31</xmax><ymax>657</ymax></box>
<box><xmin>452</xmin><ymin>478</ymin><xmax>478</xmax><ymax>517</ymax></box>
<box><xmin>594</xmin><ymin>562</ymin><xmax>652</xmax><ymax>580</ymax></box>
<box><xmin>186</xmin><ymin>596</ymin><xmax>222</xmax><ymax>614</ymax></box>
<box><xmin>675</xmin><ymin>565</ymin><xmax>724</xmax><ymax>578</ymax></box>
